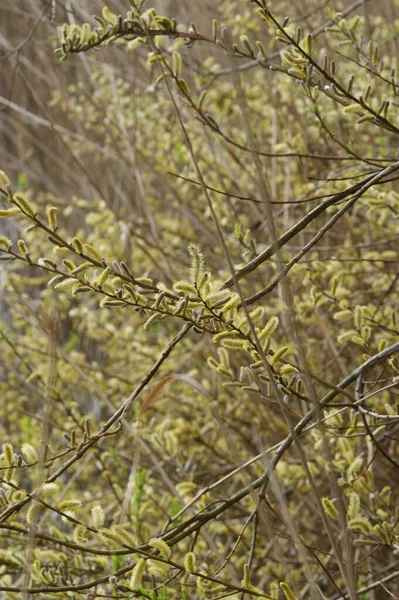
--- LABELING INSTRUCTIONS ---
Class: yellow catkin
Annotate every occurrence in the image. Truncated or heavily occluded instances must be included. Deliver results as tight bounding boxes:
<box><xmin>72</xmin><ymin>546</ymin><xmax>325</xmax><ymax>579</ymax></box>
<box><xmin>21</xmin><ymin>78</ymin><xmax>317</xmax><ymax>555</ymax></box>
<box><xmin>2</xmin><ymin>443</ymin><xmax>13</xmax><ymax>465</ymax></box>
<box><xmin>0</xmin><ymin>170</ymin><xmax>11</xmax><ymax>186</ymax></box>
<box><xmin>183</xmin><ymin>552</ymin><xmax>196</xmax><ymax>573</ymax></box>
<box><xmin>73</xmin><ymin>524</ymin><xmax>88</xmax><ymax>544</ymax></box>
<box><xmin>322</xmin><ymin>497</ymin><xmax>339</xmax><ymax>520</ymax></box>
<box><xmin>149</xmin><ymin>537</ymin><xmax>172</xmax><ymax>559</ymax></box>
<box><xmin>0</xmin><ymin>235</ymin><xmax>12</xmax><ymax>249</ymax></box>
<box><xmin>91</xmin><ymin>504</ymin><xmax>105</xmax><ymax>529</ymax></box>
<box><xmin>0</xmin><ymin>208</ymin><xmax>20</xmax><ymax>218</ymax></box>
<box><xmin>47</xmin><ymin>206</ymin><xmax>58</xmax><ymax>230</ymax></box>
<box><xmin>130</xmin><ymin>558</ymin><xmax>146</xmax><ymax>590</ymax></box>
<box><xmin>280</xmin><ymin>582</ymin><xmax>297</xmax><ymax>600</ymax></box>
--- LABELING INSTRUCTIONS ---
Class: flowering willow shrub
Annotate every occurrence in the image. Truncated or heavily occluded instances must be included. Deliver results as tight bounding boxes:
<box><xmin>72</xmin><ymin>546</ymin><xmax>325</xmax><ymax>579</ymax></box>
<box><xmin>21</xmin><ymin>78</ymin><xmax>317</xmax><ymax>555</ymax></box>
<box><xmin>0</xmin><ymin>0</ymin><xmax>399</xmax><ymax>598</ymax></box>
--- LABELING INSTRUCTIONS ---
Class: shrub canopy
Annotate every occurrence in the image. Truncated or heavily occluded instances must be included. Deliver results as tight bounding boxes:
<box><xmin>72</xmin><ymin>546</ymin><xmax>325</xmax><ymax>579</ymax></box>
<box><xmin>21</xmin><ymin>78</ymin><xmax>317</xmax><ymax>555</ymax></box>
<box><xmin>0</xmin><ymin>1</ymin><xmax>398</xmax><ymax>598</ymax></box>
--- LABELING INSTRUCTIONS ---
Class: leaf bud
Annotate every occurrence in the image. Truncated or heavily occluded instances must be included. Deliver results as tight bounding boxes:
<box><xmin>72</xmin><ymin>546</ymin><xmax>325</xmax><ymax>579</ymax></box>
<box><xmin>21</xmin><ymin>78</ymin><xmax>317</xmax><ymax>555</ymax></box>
<box><xmin>303</xmin><ymin>34</ymin><xmax>312</xmax><ymax>55</ymax></box>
